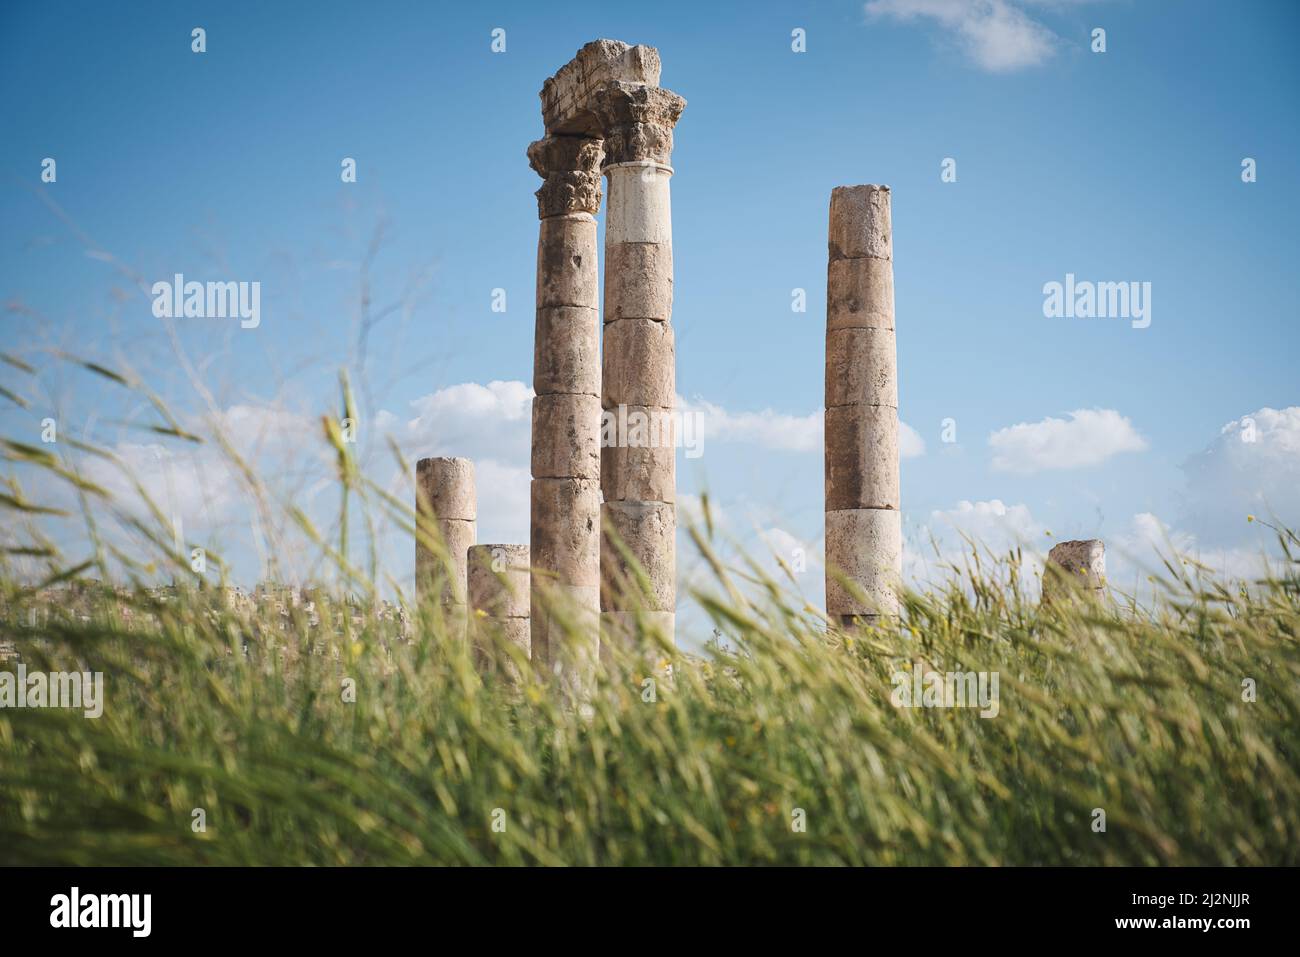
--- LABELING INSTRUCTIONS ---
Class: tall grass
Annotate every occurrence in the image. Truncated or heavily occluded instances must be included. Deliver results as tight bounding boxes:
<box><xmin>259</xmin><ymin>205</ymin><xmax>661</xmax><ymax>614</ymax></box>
<box><xmin>1</xmin><ymin>359</ymin><xmax>1298</xmax><ymax>865</ymax></box>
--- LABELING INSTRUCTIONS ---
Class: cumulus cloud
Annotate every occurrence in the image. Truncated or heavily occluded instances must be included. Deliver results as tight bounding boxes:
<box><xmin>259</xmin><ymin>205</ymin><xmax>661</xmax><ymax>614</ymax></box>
<box><xmin>400</xmin><ymin>380</ymin><xmax>532</xmax><ymax>465</ymax></box>
<box><xmin>375</xmin><ymin>380</ymin><xmax>533</xmax><ymax>557</ymax></box>
<box><xmin>899</xmin><ymin>421</ymin><xmax>927</xmax><ymax>458</ymax></box>
<box><xmin>865</xmin><ymin>0</ymin><xmax>1059</xmax><ymax>72</ymax></box>
<box><xmin>988</xmin><ymin>408</ymin><xmax>1147</xmax><ymax>473</ymax></box>
<box><xmin>903</xmin><ymin>498</ymin><xmax>1047</xmax><ymax>585</ymax></box>
<box><xmin>1178</xmin><ymin>406</ymin><xmax>1300</xmax><ymax>545</ymax></box>
<box><xmin>1109</xmin><ymin>511</ymin><xmax>1277</xmax><ymax>587</ymax></box>
<box><xmin>680</xmin><ymin>396</ymin><xmax>925</xmax><ymax>458</ymax></box>
<box><xmin>78</xmin><ymin>403</ymin><xmax>325</xmax><ymax>527</ymax></box>
<box><xmin>680</xmin><ymin>397</ymin><xmax>822</xmax><ymax>452</ymax></box>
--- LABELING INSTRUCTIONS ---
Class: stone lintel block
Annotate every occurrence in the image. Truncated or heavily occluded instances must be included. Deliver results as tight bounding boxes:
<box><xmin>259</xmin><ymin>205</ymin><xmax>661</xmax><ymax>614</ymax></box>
<box><xmin>601</xmin><ymin>500</ymin><xmax>675</xmax><ymax>611</ymax></box>
<box><xmin>602</xmin><ymin>317</ymin><xmax>675</xmax><ymax>405</ymax></box>
<box><xmin>530</xmin><ymin>478</ymin><xmax>601</xmax><ymax>587</ymax></box>
<box><xmin>467</xmin><ymin>544</ymin><xmax>530</xmax><ymax>619</ymax></box>
<box><xmin>531</xmin><ymin>393</ymin><xmax>601</xmax><ymax>480</ymax></box>
<box><xmin>534</xmin><ymin>305</ymin><xmax>600</xmax><ymax>397</ymax></box>
<box><xmin>416</xmin><ymin>456</ymin><xmax>476</xmax><ymax>521</ymax></box>
<box><xmin>541</xmin><ymin>40</ymin><xmax>661</xmax><ymax>135</ymax></box>
<box><xmin>604</xmin><ymin>165</ymin><xmax>673</xmax><ymax>246</ymax></box>
<box><xmin>829</xmin><ymin>184</ymin><xmax>892</xmax><ymax>262</ymax></box>
<box><xmin>537</xmin><ymin>214</ymin><xmax>599</xmax><ymax>308</ymax></box>
<box><xmin>824</xmin><ymin>403</ymin><xmax>900</xmax><ymax>510</ymax></box>
<box><xmin>603</xmin><ymin>242</ymin><xmax>673</xmax><ymax>322</ymax></box>
<box><xmin>824</xmin><ymin>507</ymin><xmax>902</xmax><ymax>617</ymax></box>
<box><xmin>827</xmin><ymin>257</ymin><xmax>895</xmax><ymax>331</ymax></box>
<box><xmin>826</xmin><ymin>327</ymin><xmax>898</xmax><ymax>409</ymax></box>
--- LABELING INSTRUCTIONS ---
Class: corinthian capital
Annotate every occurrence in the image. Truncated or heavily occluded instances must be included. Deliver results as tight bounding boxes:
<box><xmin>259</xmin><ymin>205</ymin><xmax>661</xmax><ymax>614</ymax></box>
<box><xmin>590</xmin><ymin>81</ymin><xmax>686</xmax><ymax>166</ymax></box>
<box><xmin>527</xmin><ymin>135</ymin><xmax>605</xmax><ymax>218</ymax></box>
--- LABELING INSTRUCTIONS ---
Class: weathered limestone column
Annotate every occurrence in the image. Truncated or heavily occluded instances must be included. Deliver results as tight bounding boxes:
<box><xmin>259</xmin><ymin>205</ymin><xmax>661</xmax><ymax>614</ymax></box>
<box><xmin>593</xmin><ymin>81</ymin><xmax>685</xmax><ymax>649</ymax></box>
<box><xmin>528</xmin><ymin>135</ymin><xmax>603</xmax><ymax>680</ymax></box>
<box><xmin>1043</xmin><ymin>539</ymin><xmax>1106</xmax><ymax>605</ymax></box>
<box><xmin>468</xmin><ymin>544</ymin><xmax>530</xmax><ymax>680</ymax></box>
<box><xmin>825</xmin><ymin>185</ymin><xmax>901</xmax><ymax>627</ymax></box>
<box><xmin>415</xmin><ymin>457</ymin><xmax>476</xmax><ymax>622</ymax></box>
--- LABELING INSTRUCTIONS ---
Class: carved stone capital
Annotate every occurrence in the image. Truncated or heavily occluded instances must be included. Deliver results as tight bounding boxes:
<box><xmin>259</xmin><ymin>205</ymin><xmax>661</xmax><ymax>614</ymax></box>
<box><xmin>590</xmin><ymin>82</ymin><xmax>685</xmax><ymax>166</ymax></box>
<box><xmin>528</xmin><ymin>135</ymin><xmax>604</xmax><ymax>218</ymax></box>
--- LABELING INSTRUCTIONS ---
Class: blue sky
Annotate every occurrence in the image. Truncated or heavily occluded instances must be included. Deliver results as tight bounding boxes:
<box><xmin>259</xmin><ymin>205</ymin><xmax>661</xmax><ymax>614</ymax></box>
<box><xmin>2</xmin><ymin>0</ymin><xmax>1297</xmax><ymax>626</ymax></box>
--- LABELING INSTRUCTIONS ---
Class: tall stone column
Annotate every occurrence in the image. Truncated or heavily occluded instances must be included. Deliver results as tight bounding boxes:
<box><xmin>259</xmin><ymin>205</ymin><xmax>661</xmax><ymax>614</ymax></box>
<box><xmin>1043</xmin><ymin>539</ymin><xmax>1106</xmax><ymax>605</ymax></box>
<box><xmin>825</xmin><ymin>185</ymin><xmax>901</xmax><ymax>627</ymax></box>
<box><xmin>593</xmin><ymin>81</ymin><xmax>685</xmax><ymax>650</ymax></box>
<box><xmin>415</xmin><ymin>456</ymin><xmax>476</xmax><ymax>624</ymax></box>
<box><xmin>468</xmin><ymin>543</ymin><xmax>530</xmax><ymax>681</ymax></box>
<box><xmin>528</xmin><ymin>135</ymin><xmax>603</xmax><ymax>681</ymax></box>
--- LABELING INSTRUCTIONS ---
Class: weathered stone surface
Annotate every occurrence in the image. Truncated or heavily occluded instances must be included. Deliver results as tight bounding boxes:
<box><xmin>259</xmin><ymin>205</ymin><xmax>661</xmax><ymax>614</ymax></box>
<box><xmin>603</xmin><ymin>242</ymin><xmax>673</xmax><ymax>321</ymax></box>
<box><xmin>604</xmin><ymin>165</ymin><xmax>673</xmax><ymax>246</ymax></box>
<box><xmin>471</xmin><ymin>615</ymin><xmax>531</xmax><ymax>682</ymax></box>
<box><xmin>835</xmin><ymin>613</ymin><xmax>887</xmax><ymax>631</ymax></box>
<box><xmin>528</xmin><ymin>135</ymin><xmax>604</xmax><ymax>218</ymax></box>
<box><xmin>531</xmin><ymin>393</ymin><xmax>601</xmax><ymax>480</ymax></box>
<box><xmin>599</xmin><ymin>403</ymin><xmax>677</xmax><ymax>449</ymax></box>
<box><xmin>828</xmin><ymin>185</ymin><xmax>892</xmax><ymax>262</ymax></box>
<box><xmin>1043</xmin><ymin>539</ymin><xmax>1106</xmax><ymax>604</ymax></box>
<box><xmin>823</xmin><ymin>185</ymin><xmax>901</xmax><ymax>626</ymax></box>
<box><xmin>824</xmin><ymin>507</ymin><xmax>902</xmax><ymax>617</ymax></box>
<box><xmin>824</xmin><ymin>403</ymin><xmax>900</xmax><ymax>510</ymax></box>
<box><xmin>416</xmin><ymin>457</ymin><xmax>476</xmax><ymax>522</ymax></box>
<box><xmin>603</xmin><ymin>318</ymin><xmax>675</xmax><ymax>406</ymax></box>
<box><xmin>601</xmin><ymin>500</ymin><xmax>675</xmax><ymax>611</ymax></box>
<box><xmin>592</xmin><ymin>82</ymin><xmax>685</xmax><ymax>166</ymax></box>
<box><xmin>536</xmin><ymin>39</ymin><xmax>681</xmax><ymax>652</ymax></box>
<box><xmin>415</xmin><ymin>517</ymin><xmax>476</xmax><ymax>607</ymax></box>
<box><xmin>600</xmin><ymin>610</ymin><xmax>675</xmax><ymax>656</ymax></box>
<box><xmin>534</xmin><ymin>305</ymin><xmax>599</xmax><ymax>396</ymax></box>
<box><xmin>540</xmin><ymin>40</ymin><xmax>661</xmax><ymax>135</ymax></box>
<box><xmin>468</xmin><ymin>544</ymin><xmax>530</xmax><ymax>619</ymax></box>
<box><xmin>1047</xmin><ymin>539</ymin><xmax>1105</xmax><ymax>581</ymax></box>
<box><xmin>827</xmin><ymin>257</ymin><xmax>895</xmax><ymax>331</ymax></box>
<box><xmin>602</xmin><ymin>430</ymin><xmax>676</xmax><ymax>504</ymax></box>
<box><xmin>530</xmin><ymin>478</ymin><xmax>601</xmax><ymax>587</ymax></box>
<box><xmin>530</xmin><ymin>582</ymin><xmax>600</xmax><ymax>675</ymax></box>
<box><xmin>536</xmin><ymin>214</ymin><xmax>599</xmax><ymax>308</ymax></box>
<box><xmin>826</xmin><ymin>327</ymin><xmax>897</xmax><ymax>409</ymax></box>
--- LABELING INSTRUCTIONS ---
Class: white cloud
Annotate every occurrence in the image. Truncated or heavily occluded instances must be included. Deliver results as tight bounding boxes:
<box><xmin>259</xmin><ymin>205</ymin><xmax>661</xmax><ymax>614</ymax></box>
<box><xmin>376</xmin><ymin>380</ymin><xmax>534</xmax><ymax>562</ymax></box>
<box><xmin>77</xmin><ymin>403</ymin><xmax>325</xmax><ymax>529</ymax></box>
<box><xmin>1178</xmin><ymin>406</ymin><xmax>1300</xmax><ymax>544</ymax></box>
<box><xmin>1109</xmin><ymin>511</ymin><xmax>1276</xmax><ymax>588</ymax></box>
<box><xmin>472</xmin><ymin>459</ymin><xmax>530</xmax><ymax>546</ymax></box>
<box><xmin>757</xmin><ymin>525</ymin><xmax>820</xmax><ymax>574</ymax></box>
<box><xmin>988</xmin><ymin>408</ymin><xmax>1147</xmax><ymax>473</ymax></box>
<box><xmin>680</xmin><ymin>395</ymin><xmax>924</xmax><ymax>458</ymax></box>
<box><xmin>900</xmin><ymin>421</ymin><xmax>927</xmax><ymax>458</ymax></box>
<box><xmin>925</xmin><ymin>498</ymin><xmax>1044</xmax><ymax>552</ymax></box>
<box><xmin>400</xmin><ymin>380</ymin><xmax>532</xmax><ymax>465</ymax></box>
<box><xmin>680</xmin><ymin>397</ymin><xmax>821</xmax><ymax>452</ymax></box>
<box><xmin>904</xmin><ymin>498</ymin><xmax>1047</xmax><ymax>585</ymax></box>
<box><xmin>866</xmin><ymin>0</ymin><xmax>1058</xmax><ymax>73</ymax></box>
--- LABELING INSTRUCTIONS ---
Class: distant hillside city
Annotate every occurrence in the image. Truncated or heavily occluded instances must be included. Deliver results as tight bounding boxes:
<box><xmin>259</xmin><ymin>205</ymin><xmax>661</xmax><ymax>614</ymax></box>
<box><xmin>0</xmin><ymin>580</ymin><xmax>413</xmax><ymax>662</ymax></box>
